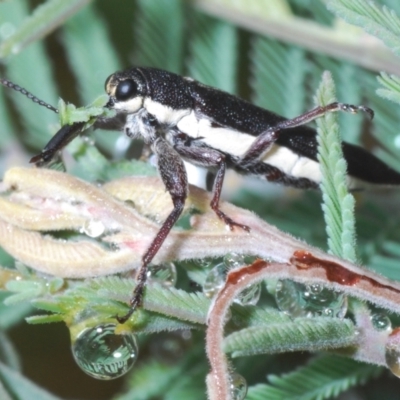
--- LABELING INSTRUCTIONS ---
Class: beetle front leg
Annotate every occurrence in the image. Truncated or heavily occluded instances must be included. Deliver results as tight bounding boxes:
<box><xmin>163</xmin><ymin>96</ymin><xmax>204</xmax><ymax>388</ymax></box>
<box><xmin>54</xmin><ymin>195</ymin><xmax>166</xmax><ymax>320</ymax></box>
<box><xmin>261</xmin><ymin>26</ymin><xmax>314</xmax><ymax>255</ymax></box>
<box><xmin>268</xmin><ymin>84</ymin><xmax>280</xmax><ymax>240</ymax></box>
<box><xmin>174</xmin><ymin>144</ymin><xmax>249</xmax><ymax>232</ymax></box>
<box><xmin>117</xmin><ymin>138</ymin><xmax>188</xmax><ymax>323</ymax></box>
<box><xmin>30</xmin><ymin>122</ymin><xmax>86</xmax><ymax>166</ymax></box>
<box><xmin>240</xmin><ymin>102</ymin><xmax>373</xmax><ymax>165</ymax></box>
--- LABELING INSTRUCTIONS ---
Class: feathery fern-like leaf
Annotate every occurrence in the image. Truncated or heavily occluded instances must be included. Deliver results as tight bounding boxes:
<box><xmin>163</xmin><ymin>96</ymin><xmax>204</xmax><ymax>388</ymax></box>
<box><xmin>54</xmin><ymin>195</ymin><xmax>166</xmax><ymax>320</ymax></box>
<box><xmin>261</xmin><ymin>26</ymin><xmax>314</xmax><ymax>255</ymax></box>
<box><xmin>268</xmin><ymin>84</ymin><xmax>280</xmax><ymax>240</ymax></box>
<box><xmin>114</xmin><ymin>346</ymin><xmax>206</xmax><ymax>400</ymax></box>
<box><xmin>134</xmin><ymin>0</ymin><xmax>185</xmax><ymax>74</ymax></box>
<box><xmin>0</xmin><ymin>0</ymin><xmax>90</xmax><ymax>59</ymax></box>
<box><xmin>315</xmin><ymin>71</ymin><xmax>357</xmax><ymax>262</ymax></box>
<box><xmin>63</xmin><ymin>4</ymin><xmax>121</xmax><ymax>102</ymax></box>
<box><xmin>246</xmin><ymin>355</ymin><xmax>382</xmax><ymax>400</ymax></box>
<box><xmin>327</xmin><ymin>0</ymin><xmax>400</xmax><ymax>58</ymax></box>
<box><xmin>0</xmin><ymin>362</ymin><xmax>62</xmax><ymax>400</ymax></box>
<box><xmin>250</xmin><ymin>37</ymin><xmax>307</xmax><ymax>117</ymax></box>
<box><xmin>224</xmin><ymin>317</ymin><xmax>356</xmax><ymax>357</ymax></box>
<box><xmin>187</xmin><ymin>13</ymin><xmax>238</xmax><ymax>92</ymax></box>
<box><xmin>377</xmin><ymin>72</ymin><xmax>400</xmax><ymax>105</ymax></box>
<box><xmin>0</xmin><ymin>89</ymin><xmax>14</xmax><ymax>146</ymax></box>
<box><xmin>0</xmin><ymin>0</ymin><xmax>59</xmax><ymax>148</ymax></box>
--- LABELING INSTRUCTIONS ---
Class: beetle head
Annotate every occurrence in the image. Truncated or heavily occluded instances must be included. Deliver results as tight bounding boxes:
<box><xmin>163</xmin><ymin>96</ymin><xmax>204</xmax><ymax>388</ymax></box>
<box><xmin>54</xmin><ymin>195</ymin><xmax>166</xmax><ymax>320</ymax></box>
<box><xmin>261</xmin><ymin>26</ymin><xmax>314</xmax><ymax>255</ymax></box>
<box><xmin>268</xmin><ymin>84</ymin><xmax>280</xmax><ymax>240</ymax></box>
<box><xmin>105</xmin><ymin>68</ymin><xmax>148</xmax><ymax>113</ymax></box>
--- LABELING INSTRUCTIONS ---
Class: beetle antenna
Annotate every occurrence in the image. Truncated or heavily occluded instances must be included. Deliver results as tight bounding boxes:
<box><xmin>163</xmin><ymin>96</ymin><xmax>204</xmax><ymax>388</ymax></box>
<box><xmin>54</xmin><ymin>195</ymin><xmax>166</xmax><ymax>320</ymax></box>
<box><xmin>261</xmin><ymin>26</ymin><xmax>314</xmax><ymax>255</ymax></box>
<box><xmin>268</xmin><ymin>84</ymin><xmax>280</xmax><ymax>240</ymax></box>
<box><xmin>0</xmin><ymin>78</ymin><xmax>58</xmax><ymax>114</ymax></box>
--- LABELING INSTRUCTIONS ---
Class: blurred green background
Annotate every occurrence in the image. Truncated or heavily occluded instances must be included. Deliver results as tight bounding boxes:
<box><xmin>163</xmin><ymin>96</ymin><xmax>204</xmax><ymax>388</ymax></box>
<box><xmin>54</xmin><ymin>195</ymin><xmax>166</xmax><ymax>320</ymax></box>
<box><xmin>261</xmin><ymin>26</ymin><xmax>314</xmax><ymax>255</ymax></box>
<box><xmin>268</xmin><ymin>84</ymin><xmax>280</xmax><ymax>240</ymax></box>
<box><xmin>1</xmin><ymin>0</ymin><xmax>400</xmax><ymax>399</ymax></box>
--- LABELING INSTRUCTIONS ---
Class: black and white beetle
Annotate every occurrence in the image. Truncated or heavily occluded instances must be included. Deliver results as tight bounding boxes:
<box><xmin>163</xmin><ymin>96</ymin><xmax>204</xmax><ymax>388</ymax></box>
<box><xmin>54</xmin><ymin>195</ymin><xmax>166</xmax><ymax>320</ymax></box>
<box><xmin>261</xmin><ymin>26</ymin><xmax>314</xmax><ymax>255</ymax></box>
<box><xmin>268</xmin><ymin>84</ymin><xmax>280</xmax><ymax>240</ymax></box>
<box><xmin>5</xmin><ymin>67</ymin><xmax>400</xmax><ymax>322</ymax></box>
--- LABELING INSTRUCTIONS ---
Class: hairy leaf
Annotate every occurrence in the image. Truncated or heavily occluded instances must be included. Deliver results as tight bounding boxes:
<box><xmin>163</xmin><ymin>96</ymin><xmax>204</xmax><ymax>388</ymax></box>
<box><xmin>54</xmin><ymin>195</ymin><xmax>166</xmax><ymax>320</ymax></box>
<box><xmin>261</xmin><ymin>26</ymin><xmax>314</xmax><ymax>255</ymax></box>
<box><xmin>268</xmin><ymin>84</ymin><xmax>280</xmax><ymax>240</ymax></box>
<box><xmin>247</xmin><ymin>355</ymin><xmax>382</xmax><ymax>400</ymax></box>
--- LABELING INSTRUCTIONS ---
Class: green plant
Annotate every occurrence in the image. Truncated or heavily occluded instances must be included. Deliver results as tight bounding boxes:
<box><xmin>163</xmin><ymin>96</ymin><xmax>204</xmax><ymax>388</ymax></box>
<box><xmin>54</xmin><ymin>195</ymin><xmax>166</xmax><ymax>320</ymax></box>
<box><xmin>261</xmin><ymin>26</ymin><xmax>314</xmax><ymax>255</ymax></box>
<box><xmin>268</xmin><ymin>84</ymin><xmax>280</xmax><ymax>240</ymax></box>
<box><xmin>1</xmin><ymin>1</ymin><xmax>400</xmax><ymax>399</ymax></box>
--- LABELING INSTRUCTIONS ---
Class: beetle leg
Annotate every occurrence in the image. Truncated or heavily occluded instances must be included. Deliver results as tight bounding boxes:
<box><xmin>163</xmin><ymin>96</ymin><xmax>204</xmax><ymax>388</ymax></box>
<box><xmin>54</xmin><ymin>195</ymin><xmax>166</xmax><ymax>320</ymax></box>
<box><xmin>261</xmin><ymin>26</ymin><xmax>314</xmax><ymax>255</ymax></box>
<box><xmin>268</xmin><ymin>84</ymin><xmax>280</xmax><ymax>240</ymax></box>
<box><xmin>174</xmin><ymin>144</ymin><xmax>250</xmax><ymax>232</ymax></box>
<box><xmin>241</xmin><ymin>102</ymin><xmax>373</xmax><ymax>165</ymax></box>
<box><xmin>117</xmin><ymin>137</ymin><xmax>188</xmax><ymax>323</ymax></box>
<box><xmin>30</xmin><ymin>122</ymin><xmax>85</xmax><ymax>166</ymax></box>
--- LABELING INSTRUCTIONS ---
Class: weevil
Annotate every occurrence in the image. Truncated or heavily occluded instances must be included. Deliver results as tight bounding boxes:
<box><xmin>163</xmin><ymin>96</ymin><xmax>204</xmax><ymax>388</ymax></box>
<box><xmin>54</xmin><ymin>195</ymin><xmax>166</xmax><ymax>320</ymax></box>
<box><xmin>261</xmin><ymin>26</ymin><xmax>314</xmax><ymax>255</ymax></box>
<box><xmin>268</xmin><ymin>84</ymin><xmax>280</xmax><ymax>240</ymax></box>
<box><xmin>3</xmin><ymin>68</ymin><xmax>400</xmax><ymax>322</ymax></box>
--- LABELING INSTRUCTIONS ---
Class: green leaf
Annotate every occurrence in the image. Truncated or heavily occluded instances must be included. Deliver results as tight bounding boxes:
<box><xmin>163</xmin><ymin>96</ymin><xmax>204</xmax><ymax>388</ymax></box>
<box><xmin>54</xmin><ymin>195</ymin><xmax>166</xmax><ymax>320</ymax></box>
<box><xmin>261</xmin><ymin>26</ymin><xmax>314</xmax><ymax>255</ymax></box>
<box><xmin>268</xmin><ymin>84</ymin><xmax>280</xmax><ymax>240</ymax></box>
<box><xmin>250</xmin><ymin>37</ymin><xmax>307</xmax><ymax>116</ymax></box>
<box><xmin>26</xmin><ymin>314</ymin><xmax>65</xmax><ymax>324</ymax></box>
<box><xmin>0</xmin><ymin>291</ymin><xmax>32</xmax><ymax>330</ymax></box>
<box><xmin>0</xmin><ymin>87</ymin><xmax>14</xmax><ymax>147</ymax></box>
<box><xmin>29</xmin><ymin>276</ymin><xmax>209</xmax><ymax>334</ymax></box>
<box><xmin>229</xmin><ymin>304</ymin><xmax>291</xmax><ymax>328</ymax></box>
<box><xmin>314</xmin><ymin>71</ymin><xmax>357</xmax><ymax>262</ymax></box>
<box><xmin>0</xmin><ymin>0</ymin><xmax>91</xmax><ymax>59</ymax></box>
<box><xmin>0</xmin><ymin>362</ymin><xmax>62</xmax><ymax>400</ymax></box>
<box><xmin>135</xmin><ymin>0</ymin><xmax>185</xmax><ymax>74</ymax></box>
<box><xmin>327</xmin><ymin>0</ymin><xmax>400</xmax><ymax>58</ymax></box>
<box><xmin>4</xmin><ymin>274</ymin><xmax>64</xmax><ymax>306</ymax></box>
<box><xmin>0</xmin><ymin>331</ymin><xmax>21</xmax><ymax>371</ymax></box>
<box><xmin>58</xmin><ymin>95</ymin><xmax>114</xmax><ymax>127</ymax></box>
<box><xmin>114</xmin><ymin>345</ymin><xmax>206</xmax><ymax>400</ymax></box>
<box><xmin>364</xmin><ymin>72</ymin><xmax>400</xmax><ymax>172</ymax></box>
<box><xmin>187</xmin><ymin>13</ymin><xmax>238</xmax><ymax>92</ymax></box>
<box><xmin>377</xmin><ymin>72</ymin><xmax>400</xmax><ymax>105</ymax></box>
<box><xmin>61</xmin><ymin>3</ymin><xmax>123</xmax><ymax>153</ymax></box>
<box><xmin>63</xmin><ymin>4</ymin><xmax>121</xmax><ymax>102</ymax></box>
<box><xmin>2</xmin><ymin>2</ymin><xmax>400</xmax><ymax>399</ymax></box>
<box><xmin>224</xmin><ymin>317</ymin><xmax>357</xmax><ymax>357</ymax></box>
<box><xmin>308</xmin><ymin>56</ymin><xmax>364</xmax><ymax>144</ymax></box>
<box><xmin>71</xmin><ymin>146</ymin><xmax>157</xmax><ymax>182</ymax></box>
<box><xmin>70</xmin><ymin>276</ymin><xmax>210</xmax><ymax>323</ymax></box>
<box><xmin>247</xmin><ymin>355</ymin><xmax>382</xmax><ymax>400</ymax></box>
<box><xmin>0</xmin><ymin>0</ymin><xmax>59</xmax><ymax>148</ymax></box>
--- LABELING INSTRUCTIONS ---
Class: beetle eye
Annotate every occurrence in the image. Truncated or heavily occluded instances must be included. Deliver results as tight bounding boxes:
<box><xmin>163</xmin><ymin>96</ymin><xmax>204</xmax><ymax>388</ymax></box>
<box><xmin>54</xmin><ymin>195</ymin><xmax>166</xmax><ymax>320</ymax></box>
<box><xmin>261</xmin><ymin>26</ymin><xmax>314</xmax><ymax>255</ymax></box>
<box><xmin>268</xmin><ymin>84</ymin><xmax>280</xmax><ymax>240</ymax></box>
<box><xmin>115</xmin><ymin>79</ymin><xmax>138</xmax><ymax>101</ymax></box>
<box><xmin>104</xmin><ymin>74</ymin><xmax>113</xmax><ymax>92</ymax></box>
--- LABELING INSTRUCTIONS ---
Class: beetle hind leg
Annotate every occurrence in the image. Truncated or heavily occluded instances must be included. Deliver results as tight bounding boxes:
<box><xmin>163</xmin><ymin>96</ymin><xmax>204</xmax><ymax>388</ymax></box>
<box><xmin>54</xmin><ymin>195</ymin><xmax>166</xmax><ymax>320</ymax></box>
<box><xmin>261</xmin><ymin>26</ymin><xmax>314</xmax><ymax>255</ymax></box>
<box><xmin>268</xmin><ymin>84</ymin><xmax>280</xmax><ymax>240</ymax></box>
<box><xmin>174</xmin><ymin>142</ymin><xmax>250</xmax><ymax>232</ymax></box>
<box><xmin>240</xmin><ymin>102</ymin><xmax>373</xmax><ymax>166</ymax></box>
<box><xmin>209</xmin><ymin>160</ymin><xmax>250</xmax><ymax>232</ymax></box>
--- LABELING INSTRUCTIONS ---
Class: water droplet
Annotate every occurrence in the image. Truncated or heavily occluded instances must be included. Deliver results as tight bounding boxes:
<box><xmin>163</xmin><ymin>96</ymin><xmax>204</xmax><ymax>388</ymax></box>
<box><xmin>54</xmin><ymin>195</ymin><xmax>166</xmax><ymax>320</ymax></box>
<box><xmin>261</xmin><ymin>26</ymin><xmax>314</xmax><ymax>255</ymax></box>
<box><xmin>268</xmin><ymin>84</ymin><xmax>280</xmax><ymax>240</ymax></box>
<box><xmin>224</xmin><ymin>253</ymin><xmax>245</xmax><ymax>269</ymax></box>
<box><xmin>48</xmin><ymin>277</ymin><xmax>64</xmax><ymax>293</ymax></box>
<box><xmin>82</xmin><ymin>219</ymin><xmax>105</xmax><ymax>238</ymax></box>
<box><xmin>115</xmin><ymin>135</ymin><xmax>132</xmax><ymax>157</ymax></box>
<box><xmin>275</xmin><ymin>280</ymin><xmax>305</xmax><ymax>317</ymax></box>
<box><xmin>385</xmin><ymin>329</ymin><xmax>400</xmax><ymax>378</ymax></box>
<box><xmin>386</xmin><ymin>345</ymin><xmax>400</xmax><ymax>377</ymax></box>
<box><xmin>394</xmin><ymin>135</ymin><xmax>400</xmax><ymax>149</ymax></box>
<box><xmin>371</xmin><ymin>312</ymin><xmax>392</xmax><ymax>331</ymax></box>
<box><xmin>181</xmin><ymin>330</ymin><xmax>192</xmax><ymax>340</ymax></box>
<box><xmin>72</xmin><ymin>324</ymin><xmax>138</xmax><ymax>380</ymax></box>
<box><xmin>196</xmin><ymin>258</ymin><xmax>214</xmax><ymax>269</ymax></box>
<box><xmin>203</xmin><ymin>262</ymin><xmax>227</xmax><ymax>298</ymax></box>
<box><xmin>308</xmin><ymin>283</ymin><xmax>323</xmax><ymax>295</ymax></box>
<box><xmin>235</xmin><ymin>282</ymin><xmax>261</xmax><ymax>306</ymax></box>
<box><xmin>0</xmin><ymin>22</ymin><xmax>15</xmax><ymax>39</ymax></box>
<box><xmin>275</xmin><ymin>280</ymin><xmax>347</xmax><ymax>318</ymax></box>
<box><xmin>82</xmin><ymin>136</ymin><xmax>95</xmax><ymax>146</ymax></box>
<box><xmin>203</xmin><ymin>254</ymin><xmax>256</xmax><ymax>299</ymax></box>
<box><xmin>147</xmin><ymin>262</ymin><xmax>177</xmax><ymax>287</ymax></box>
<box><xmin>230</xmin><ymin>372</ymin><xmax>247</xmax><ymax>400</ymax></box>
<box><xmin>149</xmin><ymin>154</ymin><xmax>158</xmax><ymax>167</ymax></box>
<box><xmin>11</xmin><ymin>44</ymin><xmax>21</xmax><ymax>54</ymax></box>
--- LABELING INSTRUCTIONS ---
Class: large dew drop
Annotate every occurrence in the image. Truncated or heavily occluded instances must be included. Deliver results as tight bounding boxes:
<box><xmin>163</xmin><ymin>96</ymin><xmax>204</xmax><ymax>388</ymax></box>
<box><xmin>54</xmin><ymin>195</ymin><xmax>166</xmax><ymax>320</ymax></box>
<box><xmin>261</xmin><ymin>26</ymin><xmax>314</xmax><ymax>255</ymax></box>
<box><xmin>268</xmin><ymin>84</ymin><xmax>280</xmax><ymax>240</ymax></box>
<box><xmin>203</xmin><ymin>262</ymin><xmax>226</xmax><ymax>298</ymax></box>
<box><xmin>147</xmin><ymin>262</ymin><xmax>177</xmax><ymax>287</ymax></box>
<box><xmin>72</xmin><ymin>324</ymin><xmax>138</xmax><ymax>380</ymax></box>
<box><xmin>81</xmin><ymin>219</ymin><xmax>105</xmax><ymax>238</ymax></box>
<box><xmin>385</xmin><ymin>328</ymin><xmax>400</xmax><ymax>378</ymax></box>
<box><xmin>203</xmin><ymin>254</ymin><xmax>261</xmax><ymax>305</ymax></box>
<box><xmin>235</xmin><ymin>282</ymin><xmax>261</xmax><ymax>306</ymax></box>
<box><xmin>275</xmin><ymin>280</ymin><xmax>347</xmax><ymax>318</ymax></box>
<box><xmin>371</xmin><ymin>312</ymin><xmax>392</xmax><ymax>331</ymax></box>
<box><xmin>223</xmin><ymin>253</ymin><xmax>246</xmax><ymax>269</ymax></box>
<box><xmin>230</xmin><ymin>372</ymin><xmax>247</xmax><ymax>400</ymax></box>
<box><xmin>386</xmin><ymin>346</ymin><xmax>400</xmax><ymax>377</ymax></box>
